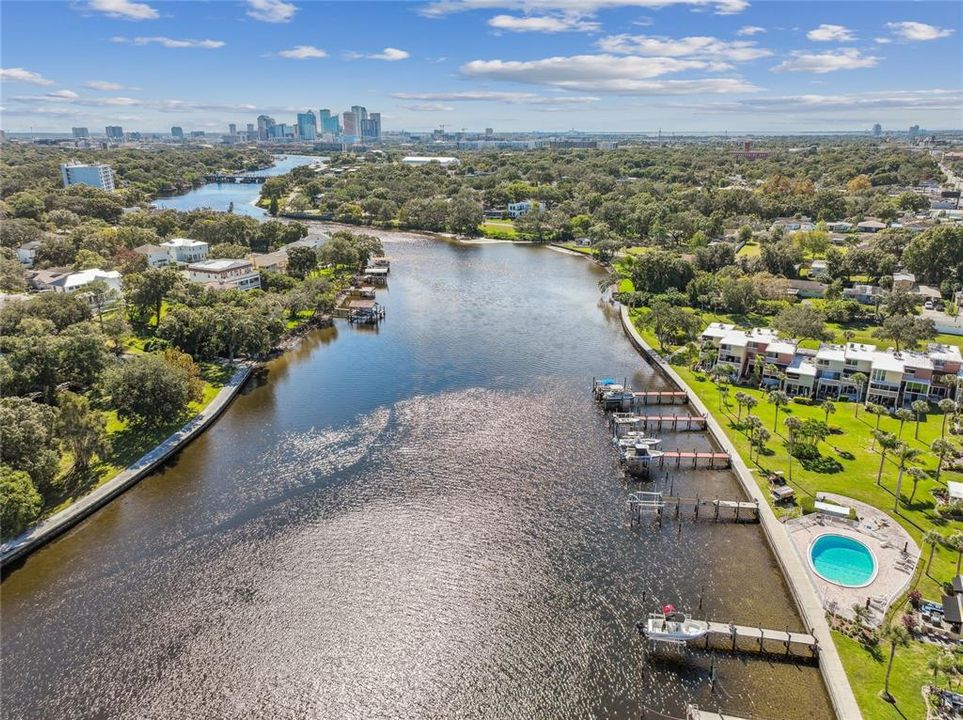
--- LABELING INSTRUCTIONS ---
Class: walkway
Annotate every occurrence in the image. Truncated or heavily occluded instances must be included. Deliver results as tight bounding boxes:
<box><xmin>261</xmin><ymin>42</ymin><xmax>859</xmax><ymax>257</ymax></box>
<box><xmin>1</xmin><ymin>364</ymin><xmax>253</xmax><ymax>567</ymax></box>
<box><xmin>618</xmin><ymin>305</ymin><xmax>863</xmax><ymax>720</ymax></box>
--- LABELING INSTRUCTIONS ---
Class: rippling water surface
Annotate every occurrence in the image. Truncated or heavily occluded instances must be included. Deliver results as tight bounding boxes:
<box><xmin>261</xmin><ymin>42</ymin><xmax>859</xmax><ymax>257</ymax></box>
<box><xmin>1</xmin><ymin>235</ymin><xmax>833</xmax><ymax>720</ymax></box>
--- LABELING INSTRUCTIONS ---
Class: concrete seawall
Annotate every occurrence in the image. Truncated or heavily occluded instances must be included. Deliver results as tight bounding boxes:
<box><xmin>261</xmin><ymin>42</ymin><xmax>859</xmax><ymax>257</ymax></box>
<box><xmin>618</xmin><ymin>305</ymin><xmax>862</xmax><ymax>720</ymax></box>
<box><xmin>1</xmin><ymin>364</ymin><xmax>253</xmax><ymax>568</ymax></box>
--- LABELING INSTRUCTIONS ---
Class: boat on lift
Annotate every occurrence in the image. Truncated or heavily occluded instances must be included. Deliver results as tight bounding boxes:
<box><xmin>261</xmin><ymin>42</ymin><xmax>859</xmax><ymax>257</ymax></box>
<box><xmin>641</xmin><ymin>605</ymin><xmax>709</xmax><ymax>642</ymax></box>
<box><xmin>614</xmin><ymin>432</ymin><xmax>661</xmax><ymax>448</ymax></box>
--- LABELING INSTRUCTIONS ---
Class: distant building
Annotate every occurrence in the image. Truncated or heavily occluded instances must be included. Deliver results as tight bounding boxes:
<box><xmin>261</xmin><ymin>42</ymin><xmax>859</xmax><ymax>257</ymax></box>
<box><xmin>731</xmin><ymin>140</ymin><xmax>771</xmax><ymax>160</ymax></box>
<box><xmin>360</xmin><ymin>112</ymin><xmax>381</xmax><ymax>141</ymax></box>
<box><xmin>228</xmin><ymin>123</ymin><xmax>237</xmax><ymax>136</ymax></box>
<box><xmin>190</xmin><ymin>131</ymin><xmax>206</xmax><ymax>138</ymax></box>
<box><xmin>104</xmin><ymin>125</ymin><xmax>124</xmax><ymax>140</ymax></box>
<box><xmin>72</xmin><ymin>127</ymin><xmax>89</xmax><ymax>139</ymax></box>
<box><xmin>872</xmin><ymin>123</ymin><xmax>882</xmax><ymax>137</ymax></box>
<box><xmin>60</xmin><ymin>162</ymin><xmax>116</xmax><ymax>192</ymax></box>
<box><xmin>857</xmin><ymin>219</ymin><xmax>887</xmax><ymax>233</ymax></box>
<box><xmin>160</xmin><ymin>237</ymin><xmax>209</xmax><ymax>264</ymax></box>
<box><xmin>507</xmin><ymin>200</ymin><xmax>539</xmax><ymax>218</ymax></box>
<box><xmin>319</xmin><ymin>109</ymin><xmax>340</xmax><ymax>135</ymax></box>
<box><xmin>296</xmin><ymin>111</ymin><xmax>317</xmax><ymax>141</ymax></box>
<box><xmin>909</xmin><ymin>124</ymin><xmax>921</xmax><ymax>138</ymax></box>
<box><xmin>171</xmin><ymin>126</ymin><xmax>184</xmax><ymax>139</ymax></box>
<box><xmin>185</xmin><ymin>259</ymin><xmax>261</xmax><ymax>291</ymax></box>
<box><xmin>342</xmin><ymin>111</ymin><xmax>358</xmax><ymax>137</ymax></box>
<box><xmin>257</xmin><ymin>114</ymin><xmax>276</xmax><ymax>142</ymax></box>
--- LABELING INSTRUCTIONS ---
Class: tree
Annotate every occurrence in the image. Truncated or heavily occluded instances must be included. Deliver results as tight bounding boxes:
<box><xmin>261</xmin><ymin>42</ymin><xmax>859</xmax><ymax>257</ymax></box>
<box><xmin>646</xmin><ymin>301</ymin><xmax>701</xmax><ymax>351</ymax></box>
<box><xmin>0</xmin><ymin>255</ymin><xmax>27</xmax><ymax>293</ymax></box>
<box><xmin>906</xmin><ymin>467</ymin><xmax>927</xmax><ymax>504</ymax></box>
<box><xmin>85</xmin><ymin>278</ymin><xmax>115</xmax><ymax>333</ymax></box>
<box><xmin>947</xmin><ymin>531</ymin><xmax>963</xmax><ymax>576</ymax></box>
<box><xmin>938</xmin><ymin>398</ymin><xmax>957</xmax><ymax>437</ymax></box>
<box><xmin>910</xmin><ymin>399</ymin><xmax>929</xmax><ymax>439</ymax></box>
<box><xmin>823</xmin><ymin>400</ymin><xmax>836</xmax><ymax>425</ymax></box>
<box><xmin>881</xmin><ymin>623</ymin><xmax>910</xmax><ymax>702</ymax></box>
<box><xmin>881</xmin><ymin>289</ymin><xmax>919</xmax><ymax>318</ymax></box>
<box><xmin>734</xmin><ymin>391</ymin><xmax>750</xmax><ymax>421</ymax></box>
<box><xmin>772</xmin><ymin>304</ymin><xmax>830</xmax><ymax>344</ymax></box>
<box><xmin>873</xmin><ymin>315</ymin><xmax>936</xmax><ymax>352</ymax></box>
<box><xmin>892</xmin><ymin>443</ymin><xmax>920</xmax><ymax>512</ymax></box>
<box><xmin>767</xmin><ymin>390</ymin><xmax>789</xmax><ymax>431</ymax></box>
<box><xmin>56</xmin><ymin>391</ymin><xmax>109</xmax><ymax>471</ymax></box>
<box><xmin>0</xmin><ymin>465</ymin><xmax>43</xmax><ymax>539</ymax></box>
<box><xmin>125</xmin><ymin>267</ymin><xmax>182</xmax><ymax>329</ymax></box>
<box><xmin>894</xmin><ymin>407</ymin><xmax>914</xmax><ymax>439</ymax></box>
<box><xmin>923</xmin><ymin>530</ymin><xmax>943</xmax><ymax>575</ymax></box>
<box><xmin>209</xmin><ymin>243</ymin><xmax>250</xmax><ymax>260</ymax></box>
<box><xmin>106</xmin><ymin>352</ymin><xmax>202</xmax><ymax>426</ymax></box>
<box><xmin>784</xmin><ymin>416</ymin><xmax>803</xmax><ymax>482</ymax></box>
<box><xmin>902</xmin><ymin>226</ymin><xmax>963</xmax><ymax>288</ymax></box>
<box><xmin>447</xmin><ymin>190</ymin><xmax>484</xmax><ymax>236</ymax></box>
<box><xmin>849</xmin><ymin>372</ymin><xmax>867</xmax><ymax>412</ymax></box>
<box><xmin>0</xmin><ymin>397</ymin><xmax>59</xmax><ymax>496</ymax></box>
<box><xmin>846</xmin><ymin>175</ymin><xmax>872</xmax><ymax>193</ymax></box>
<box><xmin>286</xmin><ymin>246</ymin><xmax>317</xmax><ymax>280</ymax></box>
<box><xmin>932</xmin><ymin>438</ymin><xmax>956</xmax><ymax>484</ymax></box>
<box><xmin>873</xmin><ymin>431</ymin><xmax>898</xmax><ymax>486</ymax></box>
<box><xmin>751</xmin><ymin>426</ymin><xmax>770</xmax><ymax>461</ymax></box>
<box><xmin>866</xmin><ymin>403</ymin><xmax>886</xmax><ymax>440</ymax></box>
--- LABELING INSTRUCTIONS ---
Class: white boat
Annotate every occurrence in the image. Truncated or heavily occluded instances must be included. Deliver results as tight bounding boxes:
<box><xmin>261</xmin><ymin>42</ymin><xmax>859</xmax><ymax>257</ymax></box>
<box><xmin>642</xmin><ymin>607</ymin><xmax>708</xmax><ymax>642</ymax></box>
<box><xmin>614</xmin><ymin>432</ymin><xmax>661</xmax><ymax>448</ymax></box>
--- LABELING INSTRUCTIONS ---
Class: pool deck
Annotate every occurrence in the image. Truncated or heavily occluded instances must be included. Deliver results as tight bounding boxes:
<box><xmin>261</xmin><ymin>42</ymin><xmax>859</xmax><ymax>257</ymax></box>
<box><xmin>785</xmin><ymin>492</ymin><xmax>919</xmax><ymax>626</ymax></box>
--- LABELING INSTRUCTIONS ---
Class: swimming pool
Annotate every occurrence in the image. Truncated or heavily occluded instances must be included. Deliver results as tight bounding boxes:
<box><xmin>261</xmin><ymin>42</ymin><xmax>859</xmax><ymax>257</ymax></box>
<box><xmin>809</xmin><ymin>534</ymin><xmax>878</xmax><ymax>588</ymax></box>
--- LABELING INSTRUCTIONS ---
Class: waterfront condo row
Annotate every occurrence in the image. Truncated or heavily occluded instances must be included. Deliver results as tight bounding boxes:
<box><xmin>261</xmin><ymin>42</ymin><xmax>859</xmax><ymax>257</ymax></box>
<box><xmin>701</xmin><ymin>322</ymin><xmax>962</xmax><ymax>408</ymax></box>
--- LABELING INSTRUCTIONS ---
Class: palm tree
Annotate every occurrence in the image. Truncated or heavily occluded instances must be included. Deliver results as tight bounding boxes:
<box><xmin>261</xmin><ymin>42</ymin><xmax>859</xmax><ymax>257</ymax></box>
<box><xmin>851</xmin><ymin>603</ymin><xmax>869</xmax><ymax>633</ymax></box>
<box><xmin>941</xmin><ymin>373</ymin><xmax>960</xmax><ymax>402</ymax></box>
<box><xmin>745</xmin><ymin>414</ymin><xmax>762</xmax><ymax>443</ymax></box>
<box><xmin>752</xmin><ymin>427</ymin><xmax>770</xmax><ymax>461</ymax></box>
<box><xmin>906</xmin><ymin>467</ymin><xmax>927</xmax><ymax>504</ymax></box>
<box><xmin>873</xmin><ymin>431</ymin><xmax>898</xmax><ymax>486</ymax></box>
<box><xmin>923</xmin><ymin>530</ymin><xmax>943</xmax><ymax>576</ymax></box>
<box><xmin>717</xmin><ymin>381</ymin><xmax>730</xmax><ymax>411</ymax></box>
<box><xmin>734</xmin><ymin>392</ymin><xmax>749</xmax><ymax>421</ymax></box>
<box><xmin>892</xmin><ymin>443</ymin><xmax>921</xmax><ymax>512</ymax></box>
<box><xmin>866</xmin><ymin>404</ymin><xmax>886</xmax><ymax>444</ymax></box>
<box><xmin>949</xmin><ymin>532</ymin><xmax>963</xmax><ymax>576</ymax></box>
<box><xmin>849</xmin><ymin>372</ymin><xmax>867</xmax><ymax>412</ymax></box>
<box><xmin>939</xmin><ymin>398</ymin><xmax>957</xmax><ymax>437</ymax></box>
<box><xmin>822</xmin><ymin>400</ymin><xmax>836</xmax><ymax>426</ymax></box>
<box><xmin>910</xmin><ymin>400</ymin><xmax>929</xmax><ymax>439</ymax></box>
<box><xmin>894</xmin><ymin>408</ymin><xmax>914</xmax><ymax>439</ymax></box>
<box><xmin>768</xmin><ymin>390</ymin><xmax>789</xmax><ymax>431</ymax></box>
<box><xmin>745</xmin><ymin>396</ymin><xmax>758</xmax><ymax>417</ymax></box>
<box><xmin>785</xmin><ymin>416</ymin><xmax>803</xmax><ymax>483</ymax></box>
<box><xmin>932</xmin><ymin>438</ymin><xmax>956</xmax><ymax>484</ymax></box>
<box><xmin>881</xmin><ymin>623</ymin><xmax>910</xmax><ymax>703</ymax></box>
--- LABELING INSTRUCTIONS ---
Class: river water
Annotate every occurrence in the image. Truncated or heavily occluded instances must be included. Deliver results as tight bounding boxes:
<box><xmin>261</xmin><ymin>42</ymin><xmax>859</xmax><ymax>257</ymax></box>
<box><xmin>0</xmin><ymin>235</ymin><xmax>833</xmax><ymax>720</ymax></box>
<box><xmin>151</xmin><ymin>154</ymin><xmax>321</xmax><ymax>217</ymax></box>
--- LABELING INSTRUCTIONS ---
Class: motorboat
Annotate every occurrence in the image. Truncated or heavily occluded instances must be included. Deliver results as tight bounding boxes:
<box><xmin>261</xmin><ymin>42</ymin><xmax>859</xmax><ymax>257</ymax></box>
<box><xmin>641</xmin><ymin>606</ymin><xmax>708</xmax><ymax>642</ymax></box>
<box><xmin>614</xmin><ymin>432</ymin><xmax>661</xmax><ymax>448</ymax></box>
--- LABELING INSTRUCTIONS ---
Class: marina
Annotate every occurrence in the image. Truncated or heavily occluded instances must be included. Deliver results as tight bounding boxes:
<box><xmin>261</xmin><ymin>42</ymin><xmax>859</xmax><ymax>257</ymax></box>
<box><xmin>611</xmin><ymin>413</ymin><xmax>708</xmax><ymax>433</ymax></box>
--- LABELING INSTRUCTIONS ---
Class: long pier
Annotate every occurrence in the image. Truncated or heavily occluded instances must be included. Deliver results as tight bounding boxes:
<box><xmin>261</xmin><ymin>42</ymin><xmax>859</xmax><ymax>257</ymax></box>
<box><xmin>641</xmin><ymin>619</ymin><xmax>819</xmax><ymax>661</ymax></box>
<box><xmin>628</xmin><ymin>492</ymin><xmax>759</xmax><ymax>524</ymax></box>
<box><xmin>611</xmin><ymin>413</ymin><xmax>708</xmax><ymax>432</ymax></box>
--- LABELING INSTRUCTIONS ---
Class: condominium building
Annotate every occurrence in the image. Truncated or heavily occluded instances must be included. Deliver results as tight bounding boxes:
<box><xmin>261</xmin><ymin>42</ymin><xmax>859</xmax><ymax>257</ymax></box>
<box><xmin>72</xmin><ymin>127</ymin><xmax>89</xmax><ymax>138</ymax></box>
<box><xmin>700</xmin><ymin>323</ymin><xmax>962</xmax><ymax>407</ymax></box>
<box><xmin>104</xmin><ymin>125</ymin><xmax>124</xmax><ymax>140</ymax></box>
<box><xmin>296</xmin><ymin>111</ymin><xmax>317</xmax><ymax>141</ymax></box>
<box><xmin>60</xmin><ymin>162</ymin><xmax>116</xmax><ymax>192</ymax></box>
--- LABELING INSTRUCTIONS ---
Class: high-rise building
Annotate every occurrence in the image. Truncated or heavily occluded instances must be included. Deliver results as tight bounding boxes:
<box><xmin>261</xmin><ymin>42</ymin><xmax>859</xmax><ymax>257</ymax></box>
<box><xmin>320</xmin><ymin>109</ymin><xmax>339</xmax><ymax>135</ymax></box>
<box><xmin>296</xmin><ymin>110</ymin><xmax>317</xmax><ymax>141</ymax></box>
<box><xmin>360</xmin><ymin>112</ymin><xmax>381</xmax><ymax>141</ymax></box>
<box><xmin>105</xmin><ymin>126</ymin><xmax>124</xmax><ymax>140</ymax></box>
<box><xmin>351</xmin><ymin>105</ymin><xmax>368</xmax><ymax>123</ymax></box>
<box><xmin>72</xmin><ymin>127</ymin><xmax>89</xmax><ymax>139</ymax></box>
<box><xmin>60</xmin><ymin>162</ymin><xmax>116</xmax><ymax>192</ymax></box>
<box><xmin>872</xmin><ymin>123</ymin><xmax>882</xmax><ymax>137</ymax></box>
<box><xmin>171</xmin><ymin>126</ymin><xmax>184</xmax><ymax>139</ymax></box>
<box><xmin>257</xmin><ymin>114</ymin><xmax>276</xmax><ymax>141</ymax></box>
<box><xmin>229</xmin><ymin>123</ymin><xmax>237</xmax><ymax>136</ymax></box>
<box><xmin>342</xmin><ymin>111</ymin><xmax>358</xmax><ymax>137</ymax></box>
<box><xmin>908</xmin><ymin>124</ymin><xmax>920</xmax><ymax>138</ymax></box>
<box><xmin>485</xmin><ymin>127</ymin><xmax>493</xmax><ymax>136</ymax></box>
<box><xmin>246</xmin><ymin>123</ymin><xmax>255</xmax><ymax>133</ymax></box>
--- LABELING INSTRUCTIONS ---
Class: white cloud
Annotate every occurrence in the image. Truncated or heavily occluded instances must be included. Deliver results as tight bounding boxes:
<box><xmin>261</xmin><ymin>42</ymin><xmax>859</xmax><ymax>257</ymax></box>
<box><xmin>488</xmin><ymin>14</ymin><xmax>600</xmax><ymax>32</ymax></box>
<box><xmin>422</xmin><ymin>0</ymin><xmax>748</xmax><ymax>18</ymax></box>
<box><xmin>0</xmin><ymin>68</ymin><xmax>55</xmax><ymax>86</ymax></box>
<box><xmin>401</xmin><ymin>103</ymin><xmax>456</xmax><ymax>111</ymax></box>
<box><xmin>730</xmin><ymin>89</ymin><xmax>963</xmax><ymax>113</ymax></box>
<box><xmin>368</xmin><ymin>47</ymin><xmax>411</xmax><ymax>61</ymax></box>
<box><xmin>885</xmin><ymin>21</ymin><xmax>954</xmax><ymax>41</ymax></box>
<box><xmin>772</xmin><ymin>48</ymin><xmax>878</xmax><ymax>74</ymax></box>
<box><xmin>806</xmin><ymin>24</ymin><xmax>855</xmax><ymax>42</ymax></box>
<box><xmin>84</xmin><ymin>80</ymin><xmax>125</xmax><ymax>90</ymax></box>
<box><xmin>736</xmin><ymin>25</ymin><xmax>765</xmax><ymax>36</ymax></box>
<box><xmin>597</xmin><ymin>34</ymin><xmax>771</xmax><ymax>61</ymax></box>
<box><xmin>246</xmin><ymin>0</ymin><xmax>297</xmax><ymax>23</ymax></box>
<box><xmin>874</xmin><ymin>37</ymin><xmax>892</xmax><ymax>45</ymax></box>
<box><xmin>47</xmin><ymin>89</ymin><xmax>80</xmax><ymax>99</ymax></box>
<box><xmin>278</xmin><ymin>45</ymin><xmax>328</xmax><ymax>59</ymax></box>
<box><xmin>87</xmin><ymin>0</ymin><xmax>159</xmax><ymax>20</ymax></box>
<box><xmin>393</xmin><ymin>90</ymin><xmax>599</xmax><ymax>104</ymax></box>
<box><xmin>460</xmin><ymin>55</ymin><xmax>760</xmax><ymax>93</ymax></box>
<box><xmin>112</xmin><ymin>36</ymin><xmax>225</xmax><ymax>48</ymax></box>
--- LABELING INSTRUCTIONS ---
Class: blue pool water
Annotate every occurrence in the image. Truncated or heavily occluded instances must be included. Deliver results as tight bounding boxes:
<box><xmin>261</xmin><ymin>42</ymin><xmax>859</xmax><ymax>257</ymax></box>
<box><xmin>809</xmin><ymin>534</ymin><xmax>877</xmax><ymax>587</ymax></box>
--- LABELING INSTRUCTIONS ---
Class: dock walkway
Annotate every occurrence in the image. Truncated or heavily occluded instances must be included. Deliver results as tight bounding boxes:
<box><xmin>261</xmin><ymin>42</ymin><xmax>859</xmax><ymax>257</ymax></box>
<box><xmin>628</xmin><ymin>492</ymin><xmax>759</xmax><ymax>523</ymax></box>
<box><xmin>611</xmin><ymin>413</ymin><xmax>707</xmax><ymax>432</ymax></box>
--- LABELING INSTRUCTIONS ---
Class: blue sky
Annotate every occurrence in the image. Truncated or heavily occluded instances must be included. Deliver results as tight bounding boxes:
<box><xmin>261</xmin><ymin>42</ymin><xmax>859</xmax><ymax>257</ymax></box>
<box><xmin>1</xmin><ymin>0</ymin><xmax>960</xmax><ymax>133</ymax></box>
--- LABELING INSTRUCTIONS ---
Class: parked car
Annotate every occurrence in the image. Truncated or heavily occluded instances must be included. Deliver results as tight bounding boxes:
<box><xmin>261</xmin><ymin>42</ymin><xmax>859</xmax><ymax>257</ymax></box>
<box><xmin>924</xmin><ymin>300</ymin><xmax>934</xmax><ymax>310</ymax></box>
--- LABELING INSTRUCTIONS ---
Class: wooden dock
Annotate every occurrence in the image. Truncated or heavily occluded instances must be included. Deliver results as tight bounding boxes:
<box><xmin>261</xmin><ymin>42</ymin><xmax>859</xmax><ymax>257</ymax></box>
<box><xmin>641</xmin><ymin>617</ymin><xmax>819</xmax><ymax>661</ymax></box>
<box><xmin>611</xmin><ymin>413</ymin><xmax>707</xmax><ymax>432</ymax></box>
<box><xmin>628</xmin><ymin>492</ymin><xmax>759</xmax><ymax>524</ymax></box>
<box><xmin>631</xmin><ymin>450</ymin><xmax>732</xmax><ymax>470</ymax></box>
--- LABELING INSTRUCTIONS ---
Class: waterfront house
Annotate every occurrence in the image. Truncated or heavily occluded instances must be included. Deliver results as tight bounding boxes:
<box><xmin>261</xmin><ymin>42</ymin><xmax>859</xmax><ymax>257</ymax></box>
<box><xmin>249</xmin><ymin>251</ymin><xmax>289</xmax><ymax>274</ymax></box>
<box><xmin>133</xmin><ymin>244</ymin><xmax>171</xmax><ymax>268</ymax></box>
<box><xmin>16</xmin><ymin>241</ymin><xmax>40</xmax><ymax>267</ymax></box>
<box><xmin>161</xmin><ymin>238</ymin><xmax>209</xmax><ymax>264</ymax></box>
<box><xmin>507</xmin><ymin>200</ymin><xmax>540</xmax><ymax>218</ymax></box>
<box><xmin>51</xmin><ymin>268</ymin><xmax>122</xmax><ymax>299</ymax></box>
<box><xmin>185</xmin><ymin>259</ymin><xmax>260</xmax><ymax>291</ymax></box>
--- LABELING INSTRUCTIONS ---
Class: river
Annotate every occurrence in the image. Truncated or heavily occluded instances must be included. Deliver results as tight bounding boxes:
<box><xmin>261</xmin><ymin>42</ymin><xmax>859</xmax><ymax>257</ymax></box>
<box><xmin>150</xmin><ymin>154</ymin><xmax>322</xmax><ymax>217</ymax></box>
<box><xmin>0</xmin><ymin>234</ymin><xmax>834</xmax><ymax>720</ymax></box>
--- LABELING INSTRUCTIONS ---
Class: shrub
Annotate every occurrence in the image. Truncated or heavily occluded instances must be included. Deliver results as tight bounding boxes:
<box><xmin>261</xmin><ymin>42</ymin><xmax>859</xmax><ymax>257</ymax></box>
<box><xmin>792</xmin><ymin>395</ymin><xmax>813</xmax><ymax>405</ymax></box>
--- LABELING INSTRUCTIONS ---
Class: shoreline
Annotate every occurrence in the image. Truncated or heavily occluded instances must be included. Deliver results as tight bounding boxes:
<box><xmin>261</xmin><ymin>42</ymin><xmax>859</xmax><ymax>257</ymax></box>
<box><xmin>616</xmin><ymin>304</ymin><xmax>862</xmax><ymax>720</ymax></box>
<box><xmin>1</xmin><ymin>364</ymin><xmax>254</xmax><ymax>569</ymax></box>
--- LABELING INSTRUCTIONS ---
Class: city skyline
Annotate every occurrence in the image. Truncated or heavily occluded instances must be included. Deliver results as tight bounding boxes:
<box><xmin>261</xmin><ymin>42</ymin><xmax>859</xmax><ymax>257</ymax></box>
<box><xmin>1</xmin><ymin>0</ymin><xmax>961</xmax><ymax>133</ymax></box>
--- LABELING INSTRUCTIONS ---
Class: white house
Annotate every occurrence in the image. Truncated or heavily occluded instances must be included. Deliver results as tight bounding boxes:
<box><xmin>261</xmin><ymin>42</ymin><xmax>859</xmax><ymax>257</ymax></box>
<box><xmin>51</xmin><ymin>268</ymin><xmax>122</xmax><ymax>296</ymax></box>
<box><xmin>507</xmin><ymin>200</ymin><xmax>540</xmax><ymax>218</ymax></box>
<box><xmin>161</xmin><ymin>238</ymin><xmax>209</xmax><ymax>264</ymax></box>
<box><xmin>185</xmin><ymin>259</ymin><xmax>260</xmax><ymax>291</ymax></box>
<box><xmin>16</xmin><ymin>241</ymin><xmax>41</xmax><ymax>267</ymax></box>
<box><xmin>132</xmin><ymin>244</ymin><xmax>171</xmax><ymax>268</ymax></box>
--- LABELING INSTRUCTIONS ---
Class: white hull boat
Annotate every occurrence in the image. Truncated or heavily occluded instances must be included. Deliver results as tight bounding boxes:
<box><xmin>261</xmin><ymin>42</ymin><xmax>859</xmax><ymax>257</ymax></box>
<box><xmin>642</xmin><ymin>610</ymin><xmax>708</xmax><ymax>642</ymax></box>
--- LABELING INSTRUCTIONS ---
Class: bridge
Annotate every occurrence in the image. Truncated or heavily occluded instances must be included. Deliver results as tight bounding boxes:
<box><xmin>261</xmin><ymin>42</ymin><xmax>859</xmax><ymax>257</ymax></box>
<box><xmin>203</xmin><ymin>174</ymin><xmax>267</xmax><ymax>184</ymax></box>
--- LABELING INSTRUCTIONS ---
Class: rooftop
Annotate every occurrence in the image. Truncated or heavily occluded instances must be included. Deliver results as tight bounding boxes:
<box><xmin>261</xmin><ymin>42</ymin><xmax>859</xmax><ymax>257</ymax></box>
<box><xmin>187</xmin><ymin>259</ymin><xmax>252</xmax><ymax>272</ymax></box>
<box><xmin>161</xmin><ymin>237</ymin><xmax>208</xmax><ymax>248</ymax></box>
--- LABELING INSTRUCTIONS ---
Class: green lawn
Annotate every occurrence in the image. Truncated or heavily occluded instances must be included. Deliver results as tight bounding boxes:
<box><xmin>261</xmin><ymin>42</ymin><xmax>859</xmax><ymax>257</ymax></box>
<box><xmin>480</xmin><ymin>219</ymin><xmax>518</xmax><ymax>239</ymax></box>
<box><xmin>737</xmin><ymin>240</ymin><xmax>761</xmax><ymax>257</ymax></box>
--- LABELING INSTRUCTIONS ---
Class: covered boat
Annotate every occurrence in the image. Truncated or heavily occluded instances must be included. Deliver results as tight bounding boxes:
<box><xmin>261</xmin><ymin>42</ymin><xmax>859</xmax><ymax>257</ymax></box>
<box><xmin>642</xmin><ymin>606</ymin><xmax>708</xmax><ymax>642</ymax></box>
